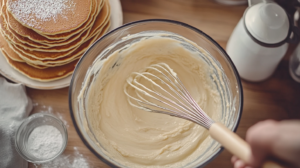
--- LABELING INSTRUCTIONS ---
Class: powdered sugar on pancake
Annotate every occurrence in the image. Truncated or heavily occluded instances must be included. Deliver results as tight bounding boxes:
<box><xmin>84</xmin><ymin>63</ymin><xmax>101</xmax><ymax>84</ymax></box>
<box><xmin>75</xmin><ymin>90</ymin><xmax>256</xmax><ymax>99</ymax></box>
<box><xmin>8</xmin><ymin>0</ymin><xmax>76</xmax><ymax>28</ymax></box>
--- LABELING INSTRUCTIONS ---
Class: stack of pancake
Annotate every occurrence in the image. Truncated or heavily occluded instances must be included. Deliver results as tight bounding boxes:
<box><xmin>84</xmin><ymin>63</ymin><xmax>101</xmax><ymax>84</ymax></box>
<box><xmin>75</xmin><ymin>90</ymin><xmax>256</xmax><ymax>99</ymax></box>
<box><xmin>0</xmin><ymin>0</ymin><xmax>110</xmax><ymax>81</ymax></box>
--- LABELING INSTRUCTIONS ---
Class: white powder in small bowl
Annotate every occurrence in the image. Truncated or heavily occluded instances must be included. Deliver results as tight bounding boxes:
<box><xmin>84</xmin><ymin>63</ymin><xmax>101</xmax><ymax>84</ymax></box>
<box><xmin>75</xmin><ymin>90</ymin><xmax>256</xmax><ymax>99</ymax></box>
<box><xmin>27</xmin><ymin>125</ymin><xmax>63</xmax><ymax>160</ymax></box>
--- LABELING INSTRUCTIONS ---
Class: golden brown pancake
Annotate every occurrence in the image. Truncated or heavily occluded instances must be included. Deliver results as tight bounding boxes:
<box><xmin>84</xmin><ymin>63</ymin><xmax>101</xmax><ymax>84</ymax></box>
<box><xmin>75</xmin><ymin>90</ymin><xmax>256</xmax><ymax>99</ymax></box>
<box><xmin>12</xmin><ymin>27</ymin><xmax>91</xmax><ymax>52</ymax></box>
<box><xmin>4</xmin><ymin>0</ymin><xmax>96</xmax><ymax>41</ymax></box>
<box><xmin>13</xmin><ymin>22</ymin><xmax>110</xmax><ymax>66</ymax></box>
<box><xmin>7</xmin><ymin>0</ymin><xmax>92</xmax><ymax>35</ymax></box>
<box><xmin>87</xmin><ymin>0</ymin><xmax>110</xmax><ymax>38</ymax></box>
<box><xmin>41</xmin><ymin>0</ymin><xmax>104</xmax><ymax>40</ymax></box>
<box><xmin>0</xmin><ymin>23</ymin><xmax>110</xmax><ymax>77</ymax></box>
<box><xmin>9</xmin><ymin>6</ymin><xmax>110</xmax><ymax>61</ymax></box>
<box><xmin>1</xmin><ymin>0</ymin><xmax>103</xmax><ymax>48</ymax></box>
<box><xmin>1</xmin><ymin>21</ymin><xmax>110</xmax><ymax>68</ymax></box>
<box><xmin>4</xmin><ymin>0</ymin><xmax>102</xmax><ymax>42</ymax></box>
<box><xmin>0</xmin><ymin>14</ymin><xmax>51</xmax><ymax>49</ymax></box>
<box><xmin>0</xmin><ymin>28</ymin><xmax>23</xmax><ymax>61</ymax></box>
<box><xmin>0</xmin><ymin>4</ymin><xmax>50</xmax><ymax>47</ymax></box>
<box><xmin>0</xmin><ymin>30</ymin><xmax>46</xmax><ymax>69</ymax></box>
<box><xmin>0</xmin><ymin>0</ymin><xmax>111</xmax><ymax>82</ymax></box>
<box><xmin>1</xmin><ymin>0</ymin><xmax>108</xmax><ymax>52</ymax></box>
<box><xmin>1</xmin><ymin>49</ymin><xmax>78</xmax><ymax>81</ymax></box>
<box><xmin>0</xmin><ymin>48</ymin><xmax>48</xmax><ymax>69</ymax></box>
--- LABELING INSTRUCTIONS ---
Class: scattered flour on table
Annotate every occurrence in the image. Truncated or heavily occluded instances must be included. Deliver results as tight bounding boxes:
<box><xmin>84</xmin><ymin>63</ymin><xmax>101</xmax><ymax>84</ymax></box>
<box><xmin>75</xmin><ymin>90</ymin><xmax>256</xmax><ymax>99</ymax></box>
<box><xmin>32</xmin><ymin>103</ymin><xmax>91</xmax><ymax>168</ymax></box>
<box><xmin>36</xmin><ymin>104</ymin><xmax>69</xmax><ymax>128</ymax></box>
<box><xmin>35</xmin><ymin>147</ymin><xmax>91</xmax><ymax>168</ymax></box>
<box><xmin>32</xmin><ymin>102</ymin><xmax>39</xmax><ymax>107</ymax></box>
<box><xmin>28</xmin><ymin>125</ymin><xmax>63</xmax><ymax>159</ymax></box>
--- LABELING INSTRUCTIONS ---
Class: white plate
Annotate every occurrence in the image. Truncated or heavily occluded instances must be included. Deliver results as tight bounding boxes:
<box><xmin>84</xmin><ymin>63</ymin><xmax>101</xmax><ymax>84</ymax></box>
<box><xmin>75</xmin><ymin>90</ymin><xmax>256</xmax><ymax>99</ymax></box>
<box><xmin>0</xmin><ymin>0</ymin><xmax>123</xmax><ymax>90</ymax></box>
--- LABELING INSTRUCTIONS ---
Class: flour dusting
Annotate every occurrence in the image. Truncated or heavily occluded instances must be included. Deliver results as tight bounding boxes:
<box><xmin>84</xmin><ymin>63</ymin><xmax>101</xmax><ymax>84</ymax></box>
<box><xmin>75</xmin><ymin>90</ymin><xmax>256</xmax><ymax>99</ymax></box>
<box><xmin>34</xmin><ymin>147</ymin><xmax>91</xmax><ymax>168</ymax></box>
<box><xmin>31</xmin><ymin>104</ymin><xmax>91</xmax><ymax>168</ymax></box>
<box><xmin>8</xmin><ymin>0</ymin><xmax>76</xmax><ymax>27</ymax></box>
<box><xmin>28</xmin><ymin>125</ymin><xmax>63</xmax><ymax>159</ymax></box>
<box><xmin>38</xmin><ymin>104</ymin><xmax>69</xmax><ymax>128</ymax></box>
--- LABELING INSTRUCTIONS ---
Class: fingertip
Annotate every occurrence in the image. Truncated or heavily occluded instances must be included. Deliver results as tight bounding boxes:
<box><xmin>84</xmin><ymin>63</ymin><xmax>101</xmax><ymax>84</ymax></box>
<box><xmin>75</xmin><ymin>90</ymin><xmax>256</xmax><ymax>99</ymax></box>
<box><xmin>231</xmin><ymin>156</ymin><xmax>238</xmax><ymax>163</ymax></box>
<box><xmin>234</xmin><ymin>160</ymin><xmax>246</xmax><ymax>168</ymax></box>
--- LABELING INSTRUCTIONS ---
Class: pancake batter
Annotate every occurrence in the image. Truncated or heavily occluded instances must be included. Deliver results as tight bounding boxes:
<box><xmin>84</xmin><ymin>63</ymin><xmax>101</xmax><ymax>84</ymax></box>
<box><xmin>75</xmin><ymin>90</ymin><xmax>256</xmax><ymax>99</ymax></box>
<box><xmin>79</xmin><ymin>32</ymin><xmax>226</xmax><ymax>167</ymax></box>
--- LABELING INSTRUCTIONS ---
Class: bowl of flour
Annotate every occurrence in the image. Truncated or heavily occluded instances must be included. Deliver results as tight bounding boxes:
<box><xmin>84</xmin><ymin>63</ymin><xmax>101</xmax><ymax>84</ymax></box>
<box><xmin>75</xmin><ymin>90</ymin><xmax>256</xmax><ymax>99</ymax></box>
<box><xmin>15</xmin><ymin>113</ymin><xmax>68</xmax><ymax>164</ymax></box>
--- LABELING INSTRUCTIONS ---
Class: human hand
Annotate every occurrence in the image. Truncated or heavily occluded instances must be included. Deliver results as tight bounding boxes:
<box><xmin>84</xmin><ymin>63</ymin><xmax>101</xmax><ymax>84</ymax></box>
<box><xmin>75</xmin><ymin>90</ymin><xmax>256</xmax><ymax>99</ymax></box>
<box><xmin>231</xmin><ymin>120</ymin><xmax>300</xmax><ymax>168</ymax></box>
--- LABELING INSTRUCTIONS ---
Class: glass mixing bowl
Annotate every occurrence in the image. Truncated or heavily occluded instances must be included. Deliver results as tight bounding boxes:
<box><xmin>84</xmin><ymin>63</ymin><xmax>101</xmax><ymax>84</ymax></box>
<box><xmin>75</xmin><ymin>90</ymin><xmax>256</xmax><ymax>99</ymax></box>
<box><xmin>69</xmin><ymin>19</ymin><xmax>243</xmax><ymax>168</ymax></box>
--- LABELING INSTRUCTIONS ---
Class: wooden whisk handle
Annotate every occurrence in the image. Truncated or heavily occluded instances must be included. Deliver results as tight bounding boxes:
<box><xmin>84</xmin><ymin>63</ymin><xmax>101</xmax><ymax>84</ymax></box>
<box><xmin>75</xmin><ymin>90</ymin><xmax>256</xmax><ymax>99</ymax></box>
<box><xmin>209</xmin><ymin>123</ymin><xmax>284</xmax><ymax>168</ymax></box>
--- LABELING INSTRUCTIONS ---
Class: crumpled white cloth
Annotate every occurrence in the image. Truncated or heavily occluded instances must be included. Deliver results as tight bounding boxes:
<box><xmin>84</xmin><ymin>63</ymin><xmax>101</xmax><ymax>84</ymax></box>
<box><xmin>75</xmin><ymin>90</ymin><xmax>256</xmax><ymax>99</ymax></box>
<box><xmin>0</xmin><ymin>77</ymin><xmax>32</xmax><ymax>168</ymax></box>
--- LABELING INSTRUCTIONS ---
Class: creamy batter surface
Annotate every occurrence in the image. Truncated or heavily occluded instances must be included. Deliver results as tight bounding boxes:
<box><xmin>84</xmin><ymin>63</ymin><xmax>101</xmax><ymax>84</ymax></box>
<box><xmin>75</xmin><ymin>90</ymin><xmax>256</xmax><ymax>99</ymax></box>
<box><xmin>79</xmin><ymin>32</ymin><xmax>224</xmax><ymax>167</ymax></box>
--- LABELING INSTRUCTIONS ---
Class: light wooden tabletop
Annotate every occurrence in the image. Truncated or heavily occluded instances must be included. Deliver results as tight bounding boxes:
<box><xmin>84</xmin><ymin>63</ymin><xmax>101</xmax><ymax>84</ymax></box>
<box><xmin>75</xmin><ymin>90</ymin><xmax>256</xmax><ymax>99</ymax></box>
<box><xmin>27</xmin><ymin>0</ymin><xmax>300</xmax><ymax>167</ymax></box>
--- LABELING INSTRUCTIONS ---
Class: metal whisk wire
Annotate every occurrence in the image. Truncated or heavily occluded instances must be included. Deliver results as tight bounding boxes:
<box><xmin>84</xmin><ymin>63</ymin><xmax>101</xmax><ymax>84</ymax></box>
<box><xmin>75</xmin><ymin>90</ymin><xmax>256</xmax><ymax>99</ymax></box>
<box><xmin>124</xmin><ymin>63</ymin><xmax>282</xmax><ymax>168</ymax></box>
<box><xmin>124</xmin><ymin>63</ymin><xmax>214</xmax><ymax>129</ymax></box>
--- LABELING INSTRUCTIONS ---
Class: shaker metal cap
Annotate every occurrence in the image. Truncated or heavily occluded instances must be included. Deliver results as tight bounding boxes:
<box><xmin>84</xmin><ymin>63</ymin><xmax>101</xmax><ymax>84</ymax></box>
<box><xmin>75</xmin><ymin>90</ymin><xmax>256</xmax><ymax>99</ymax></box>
<box><xmin>245</xmin><ymin>2</ymin><xmax>290</xmax><ymax>45</ymax></box>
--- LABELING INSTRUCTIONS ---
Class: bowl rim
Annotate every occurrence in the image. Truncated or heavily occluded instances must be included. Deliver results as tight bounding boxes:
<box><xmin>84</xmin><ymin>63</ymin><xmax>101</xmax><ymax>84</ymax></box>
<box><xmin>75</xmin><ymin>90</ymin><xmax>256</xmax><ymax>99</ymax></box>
<box><xmin>15</xmin><ymin>113</ymin><xmax>68</xmax><ymax>164</ymax></box>
<box><xmin>68</xmin><ymin>19</ymin><xmax>244</xmax><ymax>168</ymax></box>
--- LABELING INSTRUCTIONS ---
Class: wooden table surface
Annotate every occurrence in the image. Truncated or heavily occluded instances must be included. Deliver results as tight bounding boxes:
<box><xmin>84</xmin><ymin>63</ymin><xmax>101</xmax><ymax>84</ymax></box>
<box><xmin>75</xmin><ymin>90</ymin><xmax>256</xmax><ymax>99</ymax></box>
<box><xmin>26</xmin><ymin>0</ymin><xmax>300</xmax><ymax>167</ymax></box>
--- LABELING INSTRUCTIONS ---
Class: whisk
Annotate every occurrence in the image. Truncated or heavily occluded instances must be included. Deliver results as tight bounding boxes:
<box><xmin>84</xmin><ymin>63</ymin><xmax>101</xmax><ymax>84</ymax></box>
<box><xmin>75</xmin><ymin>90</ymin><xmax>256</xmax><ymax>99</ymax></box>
<box><xmin>124</xmin><ymin>63</ymin><xmax>281</xmax><ymax>168</ymax></box>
